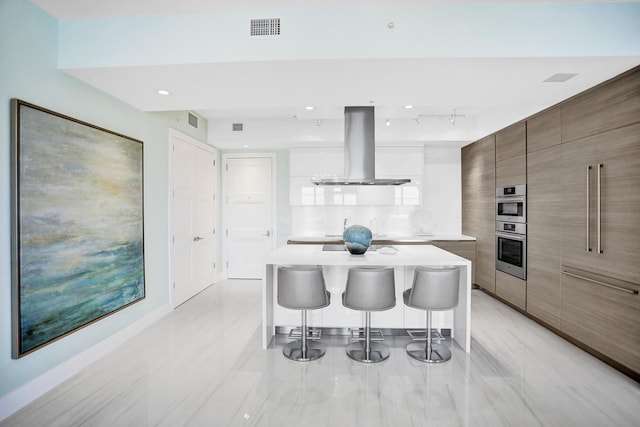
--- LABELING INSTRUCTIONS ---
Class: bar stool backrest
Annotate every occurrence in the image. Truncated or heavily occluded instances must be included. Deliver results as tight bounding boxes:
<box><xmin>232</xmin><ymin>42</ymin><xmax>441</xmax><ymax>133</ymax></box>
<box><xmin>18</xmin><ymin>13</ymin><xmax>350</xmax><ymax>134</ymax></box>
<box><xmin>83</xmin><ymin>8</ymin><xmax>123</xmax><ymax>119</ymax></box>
<box><xmin>407</xmin><ymin>266</ymin><xmax>460</xmax><ymax>311</ymax></box>
<box><xmin>343</xmin><ymin>267</ymin><xmax>396</xmax><ymax>311</ymax></box>
<box><xmin>277</xmin><ymin>266</ymin><xmax>329</xmax><ymax>310</ymax></box>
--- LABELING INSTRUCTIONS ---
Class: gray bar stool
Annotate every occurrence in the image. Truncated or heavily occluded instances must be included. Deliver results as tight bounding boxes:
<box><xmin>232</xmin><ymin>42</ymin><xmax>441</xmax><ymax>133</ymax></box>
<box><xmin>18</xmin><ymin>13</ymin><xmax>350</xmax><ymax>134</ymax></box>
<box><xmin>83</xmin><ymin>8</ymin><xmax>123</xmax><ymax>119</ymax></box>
<box><xmin>277</xmin><ymin>266</ymin><xmax>331</xmax><ymax>361</ymax></box>
<box><xmin>404</xmin><ymin>266</ymin><xmax>460</xmax><ymax>363</ymax></box>
<box><xmin>342</xmin><ymin>267</ymin><xmax>396</xmax><ymax>363</ymax></box>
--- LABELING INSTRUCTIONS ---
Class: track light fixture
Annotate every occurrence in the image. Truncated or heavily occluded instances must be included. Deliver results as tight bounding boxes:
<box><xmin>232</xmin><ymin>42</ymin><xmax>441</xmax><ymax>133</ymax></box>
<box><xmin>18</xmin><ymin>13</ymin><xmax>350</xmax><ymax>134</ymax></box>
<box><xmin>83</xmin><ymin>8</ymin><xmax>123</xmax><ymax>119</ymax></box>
<box><xmin>450</xmin><ymin>108</ymin><xmax>465</xmax><ymax>125</ymax></box>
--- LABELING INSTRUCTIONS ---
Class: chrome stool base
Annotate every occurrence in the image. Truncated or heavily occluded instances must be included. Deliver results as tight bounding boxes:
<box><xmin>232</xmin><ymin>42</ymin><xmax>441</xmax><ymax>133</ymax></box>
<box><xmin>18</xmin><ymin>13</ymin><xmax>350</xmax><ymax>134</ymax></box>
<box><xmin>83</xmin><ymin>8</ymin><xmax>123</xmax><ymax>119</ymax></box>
<box><xmin>288</xmin><ymin>326</ymin><xmax>322</xmax><ymax>340</ymax></box>
<box><xmin>283</xmin><ymin>340</ymin><xmax>326</xmax><ymax>362</ymax></box>
<box><xmin>406</xmin><ymin>342</ymin><xmax>451</xmax><ymax>363</ymax></box>
<box><xmin>349</xmin><ymin>327</ymin><xmax>384</xmax><ymax>341</ymax></box>
<box><xmin>346</xmin><ymin>342</ymin><xmax>390</xmax><ymax>363</ymax></box>
<box><xmin>406</xmin><ymin>329</ymin><xmax>445</xmax><ymax>342</ymax></box>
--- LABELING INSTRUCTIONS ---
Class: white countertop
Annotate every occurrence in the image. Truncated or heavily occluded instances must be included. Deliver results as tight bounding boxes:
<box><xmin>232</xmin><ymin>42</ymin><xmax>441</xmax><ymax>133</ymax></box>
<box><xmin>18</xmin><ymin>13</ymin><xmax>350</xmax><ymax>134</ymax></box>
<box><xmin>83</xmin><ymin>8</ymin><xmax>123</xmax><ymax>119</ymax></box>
<box><xmin>266</xmin><ymin>244</ymin><xmax>471</xmax><ymax>267</ymax></box>
<box><xmin>286</xmin><ymin>233</ymin><xmax>476</xmax><ymax>244</ymax></box>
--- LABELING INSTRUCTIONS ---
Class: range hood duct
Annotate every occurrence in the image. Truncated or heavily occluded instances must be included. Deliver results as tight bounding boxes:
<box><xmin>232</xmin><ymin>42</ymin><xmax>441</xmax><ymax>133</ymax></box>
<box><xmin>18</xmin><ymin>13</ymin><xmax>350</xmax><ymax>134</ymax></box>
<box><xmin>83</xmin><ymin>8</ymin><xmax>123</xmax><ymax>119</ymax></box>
<box><xmin>311</xmin><ymin>106</ymin><xmax>411</xmax><ymax>185</ymax></box>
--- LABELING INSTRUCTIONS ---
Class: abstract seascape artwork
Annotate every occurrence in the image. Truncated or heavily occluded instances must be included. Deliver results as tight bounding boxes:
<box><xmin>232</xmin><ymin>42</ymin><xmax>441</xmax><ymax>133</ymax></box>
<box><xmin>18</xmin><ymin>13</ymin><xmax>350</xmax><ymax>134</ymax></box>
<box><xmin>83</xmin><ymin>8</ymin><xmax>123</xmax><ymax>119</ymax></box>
<box><xmin>11</xmin><ymin>99</ymin><xmax>145</xmax><ymax>358</ymax></box>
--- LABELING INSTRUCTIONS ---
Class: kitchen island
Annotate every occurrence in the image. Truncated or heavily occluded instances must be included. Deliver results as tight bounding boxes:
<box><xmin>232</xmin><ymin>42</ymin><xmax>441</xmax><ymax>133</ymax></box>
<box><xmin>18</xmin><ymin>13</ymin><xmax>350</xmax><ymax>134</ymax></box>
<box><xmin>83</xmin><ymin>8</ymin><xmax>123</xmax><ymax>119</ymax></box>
<box><xmin>263</xmin><ymin>244</ymin><xmax>472</xmax><ymax>352</ymax></box>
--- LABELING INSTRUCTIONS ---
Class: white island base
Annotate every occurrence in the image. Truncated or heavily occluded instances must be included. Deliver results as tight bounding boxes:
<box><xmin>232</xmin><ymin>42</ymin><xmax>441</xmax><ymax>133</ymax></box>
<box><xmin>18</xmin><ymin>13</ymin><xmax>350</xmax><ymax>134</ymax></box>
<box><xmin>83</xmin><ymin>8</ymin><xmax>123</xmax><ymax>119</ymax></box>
<box><xmin>263</xmin><ymin>245</ymin><xmax>472</xmax><ymax>353</ymax></box>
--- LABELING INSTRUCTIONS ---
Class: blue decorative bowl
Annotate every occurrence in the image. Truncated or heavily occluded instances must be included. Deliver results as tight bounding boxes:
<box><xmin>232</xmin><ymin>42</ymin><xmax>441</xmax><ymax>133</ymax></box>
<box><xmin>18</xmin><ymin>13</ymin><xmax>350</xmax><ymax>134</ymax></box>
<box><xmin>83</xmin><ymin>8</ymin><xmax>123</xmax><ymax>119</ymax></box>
<box><xmin>343</xmin><ymin>225</ymin><xmax>372</xmax><ymax>255</ymax></box>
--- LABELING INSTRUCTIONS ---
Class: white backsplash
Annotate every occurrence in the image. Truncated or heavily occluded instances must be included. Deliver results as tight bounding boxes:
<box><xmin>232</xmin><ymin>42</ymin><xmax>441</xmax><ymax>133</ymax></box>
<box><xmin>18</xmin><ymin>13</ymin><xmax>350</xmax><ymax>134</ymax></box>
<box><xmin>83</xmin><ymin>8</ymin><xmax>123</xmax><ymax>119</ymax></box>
<box><xmin>290</xmin><ymin>146</ymin><xmax>462</xmax><ymax>236</ymax></box>
<box><xmin>291</xmin><ymin>205</ymin><xmax>418</xmax><ymax>236</ymax></box>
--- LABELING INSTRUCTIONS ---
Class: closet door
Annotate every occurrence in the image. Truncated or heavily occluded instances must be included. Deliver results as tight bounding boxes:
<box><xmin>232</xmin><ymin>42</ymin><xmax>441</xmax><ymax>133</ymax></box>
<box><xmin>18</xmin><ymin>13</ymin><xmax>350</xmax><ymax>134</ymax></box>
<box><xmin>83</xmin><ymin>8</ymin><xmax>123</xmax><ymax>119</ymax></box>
<box><xmin>225</xmin><ymin>155</ymin><xmax>275</xmax><ymax>279</ymax></box>
<box><xmin>171</xmin><ymin>132</ymin><xmax>217</xmax><ymax>307</ymax></box>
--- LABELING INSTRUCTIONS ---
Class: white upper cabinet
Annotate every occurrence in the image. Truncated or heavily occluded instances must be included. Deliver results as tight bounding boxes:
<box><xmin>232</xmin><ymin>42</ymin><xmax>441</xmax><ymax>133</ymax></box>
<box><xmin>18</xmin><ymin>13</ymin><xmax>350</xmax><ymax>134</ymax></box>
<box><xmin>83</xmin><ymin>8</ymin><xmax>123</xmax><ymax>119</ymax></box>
<box><xmin>289</xmin><ymin>147</ymin><xmax>343</xmax><ymax>178</ymax></box>
<box><xmin>289</xmin><ymin>146</ymin><xmax>423</xmax><ymax>206</ymax></box>
<box><xmin>376</xmin><ymin>146</ymin><xmax>424</xmax><ymax>176</ymax></box>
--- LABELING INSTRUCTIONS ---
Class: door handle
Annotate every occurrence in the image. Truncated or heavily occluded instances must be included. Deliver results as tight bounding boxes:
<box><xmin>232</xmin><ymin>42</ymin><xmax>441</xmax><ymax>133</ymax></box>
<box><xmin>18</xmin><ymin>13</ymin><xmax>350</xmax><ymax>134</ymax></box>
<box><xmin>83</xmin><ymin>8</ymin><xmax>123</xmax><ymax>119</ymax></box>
<box><xmin>193</xmin><ymin>236</ymin><xmax>204</xmax><ymax>242</ymax></box>
<box><xmin>586</xmin><ymin>165</ymin><xmax>592</xmax><ymax>252</ymax></box>
<box><xmin>597</xmin><ymin>163</ymin><xmax>603</xmax><ymax>254</ymax></box>
<box><xmin>562</xmin><ymin>270</ymin><xmax>637</xmax><ymax>295</ymax></box>
<box><xmin>262</xmin><ymin>230</ymin><xmax>271</xmax><ymax>237</ymax></box>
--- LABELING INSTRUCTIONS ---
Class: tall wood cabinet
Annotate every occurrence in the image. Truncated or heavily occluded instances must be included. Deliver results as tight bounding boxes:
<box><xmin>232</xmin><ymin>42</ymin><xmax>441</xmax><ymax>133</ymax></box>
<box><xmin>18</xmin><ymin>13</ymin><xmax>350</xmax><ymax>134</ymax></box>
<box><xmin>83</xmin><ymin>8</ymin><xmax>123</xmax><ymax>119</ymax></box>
<box><xmin>526</xmin><ymin>108</ymin><xmax>562</xmax><ymax>328</ymax></box>
<box><xmin>561</xmin><ymin>123</ymin><xmax>640</xmax><ymax>284</ymax></box>
<box><xmin>462</xmin><ymin>65</ymin><xmax>640</xmax><ymax>379</ymax></box>
<box><xmin>560</xmin><ymin>122</ymin><xmax>640</xmax><ymax>374</ymax></box>
<box><xmin>561</xmin><ymin>66</ymin><xmax>640</xmax><ymax>142</ymax></box>
<box><xmin>495</xmin><ymin>122</ymin><xmax>526</xmax><ymax>187</ymax></box>
<box><xmin>494</xmin><ymin>122</ymin><xmax>527</xmax><ymax>308</ymax></box>
<box><xmin>461</xmin><ymin>135</ymin><xmax>495</xmax><ymax>292</ymax></box>
<box><xmin>559</xmin><ymin>67</ymin><xmax>640</xmax><ymax>377</ymax></box>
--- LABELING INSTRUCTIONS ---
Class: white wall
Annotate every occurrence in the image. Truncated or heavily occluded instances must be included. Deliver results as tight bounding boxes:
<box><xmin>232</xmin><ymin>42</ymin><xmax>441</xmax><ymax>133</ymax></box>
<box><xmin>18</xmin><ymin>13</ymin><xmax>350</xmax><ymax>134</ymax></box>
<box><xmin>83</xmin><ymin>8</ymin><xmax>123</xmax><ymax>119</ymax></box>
<box><xmin>0</xmin><ymin>0</ymin><xmax>207</xmax><ymax>418</ymax></box>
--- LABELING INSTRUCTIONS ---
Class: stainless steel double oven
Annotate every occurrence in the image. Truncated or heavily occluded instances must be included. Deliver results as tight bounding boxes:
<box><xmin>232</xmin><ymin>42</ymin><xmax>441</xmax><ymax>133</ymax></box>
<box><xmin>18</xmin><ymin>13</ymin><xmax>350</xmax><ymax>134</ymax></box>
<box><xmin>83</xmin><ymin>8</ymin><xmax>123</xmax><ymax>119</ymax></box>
<box><xmin>496</xmin><ymin>185</ymin><xmax>527</xmax><ymax>280</ymax></box>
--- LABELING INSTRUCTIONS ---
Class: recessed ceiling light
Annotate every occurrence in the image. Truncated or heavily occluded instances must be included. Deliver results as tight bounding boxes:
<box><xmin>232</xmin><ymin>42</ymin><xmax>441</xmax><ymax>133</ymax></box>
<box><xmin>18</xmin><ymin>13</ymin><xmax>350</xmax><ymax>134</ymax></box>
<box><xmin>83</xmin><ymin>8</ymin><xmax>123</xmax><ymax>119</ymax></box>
<box><xmin>157</xmin><ymin>89</ymin><xmax>170</xmax><ymax>95</ymax></box>
<box><xmin>543</xmin><ymin>73</ymin><xmax>578</xmax><ymax>83</ymax></box>
<box><xmin>385</xmin><ymin>119</ymin><xmax>391</xmax><ymax>127</ymax></box>
<box><xmin>243</xmin><ymin>145</ymin><xmax>249</xmax><ymax>148</ymax></box>
<box><xmin>404</xmin><ymin>105</ymin><xmax>413</xmax><ymax>109</ymax></box>
<box><xmin>305</xmin><ymin>106</ymin><xmax>314</xmax><ymax>110</ymax></box>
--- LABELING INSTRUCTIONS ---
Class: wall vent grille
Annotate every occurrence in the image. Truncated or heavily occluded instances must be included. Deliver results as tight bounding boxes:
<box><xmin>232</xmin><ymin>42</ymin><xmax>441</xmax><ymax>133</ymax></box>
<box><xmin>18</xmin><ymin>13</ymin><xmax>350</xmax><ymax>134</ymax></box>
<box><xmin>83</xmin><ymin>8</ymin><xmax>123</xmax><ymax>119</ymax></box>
<box><xmin>250</xmin><ymin>18</ymin><xmax>281</xmax><ymax>36</ymax></box>
<box><xmin>543</xmin><ymin>73</ymin><xmax>578</xmax><ymax>83</ymax></box>
<box><xmin>188</xmin><ymin>112</ymin><xmax>198</xmax><ymax>128</ymax></box>
<box><xmin>232</xmin><ymin>123</ymin><xmax>244</xmax><ymax>132</ymax></box>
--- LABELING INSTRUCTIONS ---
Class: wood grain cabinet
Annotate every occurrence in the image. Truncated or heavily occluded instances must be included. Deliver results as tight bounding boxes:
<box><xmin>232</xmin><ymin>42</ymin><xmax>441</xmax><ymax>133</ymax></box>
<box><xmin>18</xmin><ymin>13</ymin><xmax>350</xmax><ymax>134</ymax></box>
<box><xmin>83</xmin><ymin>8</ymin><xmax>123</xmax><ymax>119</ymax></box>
<box><xmin>559</xmin><ymin>71</ymin><xmax>640</xmax><ymax>377</ymax></box>
<box><xmin>494</xmin><ymin>122</ymin><xmax>527</xmax><ymax>306</ymax></box>
<box><xmin>461</xmin><ymin>65</ymin><xmax>640</xmax><ymax>379</ymax></box>
<box><xmin>525</xmin><ymin>108</ymin><xmax>562</xmax><ymax>328</ymax></box>
<box><xmin>561</xmin><ymin>122</ymin><xmax>640</xmax><ymax>285</ymax></box>
<box><xmin>431</xmin><ymin>241</ymin><xmax>476</xmax><ymax>285</ymax></box>
<box><xmin>562</xmin><ymin>67</ymin><xmax>640</xmax><ymax>144</ymax></box>
<box><xmin>561</xmin><ymin>267</ymin><xmax>640</xmax><ymax>375</ymax></box>
<box><xmin>495</xmin><ymin>122</ymin><xmax>526</xmax><ymax>187</ymax></box>
<box><xmin>462</xmin><ymin>135</ymin><xmax>495</xmax><ymax>293</ymax></box>
<box><xmin>495</xmin><ymin>271</ymin><xmax>526</xmax><ymax>310</ymax></box>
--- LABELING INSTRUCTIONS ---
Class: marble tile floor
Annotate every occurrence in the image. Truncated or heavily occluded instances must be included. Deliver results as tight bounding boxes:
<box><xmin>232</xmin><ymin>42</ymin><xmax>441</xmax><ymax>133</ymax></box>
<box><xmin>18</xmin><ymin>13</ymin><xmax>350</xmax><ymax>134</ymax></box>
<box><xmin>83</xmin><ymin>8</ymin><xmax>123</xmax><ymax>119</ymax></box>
<box><xmin>2</xmin><ymin>279</ymin><xmax>639</xmax><ymax>427</ymax></box>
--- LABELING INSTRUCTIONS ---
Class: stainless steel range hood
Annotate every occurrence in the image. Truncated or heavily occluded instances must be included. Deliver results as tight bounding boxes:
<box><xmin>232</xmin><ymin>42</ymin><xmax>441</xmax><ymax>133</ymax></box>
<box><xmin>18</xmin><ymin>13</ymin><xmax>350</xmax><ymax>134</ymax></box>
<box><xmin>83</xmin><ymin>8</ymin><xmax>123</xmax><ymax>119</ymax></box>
<box><xmin>311</xmin><ymin>106</ymin><xmax>411</xmax><ymax>185</ymax></box>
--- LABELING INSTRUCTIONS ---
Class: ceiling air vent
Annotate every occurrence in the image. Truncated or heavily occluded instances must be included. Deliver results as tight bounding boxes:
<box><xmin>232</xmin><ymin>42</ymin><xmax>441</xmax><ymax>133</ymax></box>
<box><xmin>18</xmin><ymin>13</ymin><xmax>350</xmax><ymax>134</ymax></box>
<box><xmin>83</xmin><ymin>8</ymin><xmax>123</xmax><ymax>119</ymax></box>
<box><xmin>543</xmin><ymin>73</ymin><xmax>578</xmax><ymax>83</ymax></box>
<box><xmin>188</xmin><ymin>112</ymin><xmax>198</xmax><ymax>128</ymax></box>
<box><xmin>250</xmin><ymin>18</ymin><xmax>281</xmax><ymax>36</ymax></box>
<box><xmin>232</xmin><ymin>123</ymin><xmax>243</xmax><ymax>132</ymax></box>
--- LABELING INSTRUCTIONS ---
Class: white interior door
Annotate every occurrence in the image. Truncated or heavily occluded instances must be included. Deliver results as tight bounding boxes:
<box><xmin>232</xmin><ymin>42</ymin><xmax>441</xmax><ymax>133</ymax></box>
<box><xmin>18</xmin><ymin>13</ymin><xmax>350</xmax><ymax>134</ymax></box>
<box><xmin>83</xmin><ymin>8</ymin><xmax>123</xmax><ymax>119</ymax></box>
<box><xmin>171</xmin><ymin>131</ymin><xmax>217</xmax><ymax>307</ymax></box>
<box><xmin>225</xmin><ymin>156</ymin><xmax>275</xmax><ymax>279</ymax></box>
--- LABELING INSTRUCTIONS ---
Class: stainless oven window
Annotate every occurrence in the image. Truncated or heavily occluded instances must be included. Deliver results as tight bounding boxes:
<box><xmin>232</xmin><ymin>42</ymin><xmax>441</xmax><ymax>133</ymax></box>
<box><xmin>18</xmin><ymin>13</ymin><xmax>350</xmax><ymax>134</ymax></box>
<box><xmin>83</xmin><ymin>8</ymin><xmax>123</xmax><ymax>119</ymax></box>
<box><xmin>495</xmin><ymin>230</ymin><xmax>527</xmax><ymax>280</ymax></box>
<box><xmin>497</xmin><ymin>236</ymin><xmax>523</xmax><ymax>267</ymax></box>
<box><xmin>497</xmin><ymin>201</ymin><xmax>523</xmax><ymax>217</ymax></box>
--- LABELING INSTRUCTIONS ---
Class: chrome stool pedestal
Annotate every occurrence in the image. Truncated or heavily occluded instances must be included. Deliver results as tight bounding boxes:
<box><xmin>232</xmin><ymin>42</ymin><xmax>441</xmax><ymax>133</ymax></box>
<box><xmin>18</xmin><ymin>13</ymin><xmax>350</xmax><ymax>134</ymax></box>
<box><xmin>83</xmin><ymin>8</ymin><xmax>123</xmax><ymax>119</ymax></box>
<box><xmin>342</xmin><ymin>267</ymin><xmax>396</xmax><ymax>363</ymax></box>
<box><xmin>345</xmin><ymin>313</ymin><xmax>390</xmax><ymax>363</ymax></box>
<box><xmin>277</xmin><ymin>266</ymin><xmax>330</xmax><ymax>362</ymax></box>
<box><xmin>406</xmin><ymin>313</ymin><xmax>451</xmax><ymax>363</ymax></box>
<box><xmin>404</xmin><ymin>266</ymin><xmax>460</xmax><ymax>364</ymax></box>
<box><xmin>282</xmin><ymin>311</ymin><xmax>326</xmax><ymax>361</ymax></box>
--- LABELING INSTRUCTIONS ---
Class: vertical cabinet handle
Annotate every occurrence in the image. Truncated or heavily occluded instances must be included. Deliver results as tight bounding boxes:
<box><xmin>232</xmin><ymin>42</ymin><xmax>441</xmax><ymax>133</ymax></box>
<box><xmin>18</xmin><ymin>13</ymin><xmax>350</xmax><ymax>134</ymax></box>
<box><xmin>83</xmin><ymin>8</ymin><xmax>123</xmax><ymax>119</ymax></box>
<box><xmin>586</xmin><ymin>165</ymin><xmax>592</xmax><ymax>252</ymax></box>
<box><xmin>598</xmin><ymin>163</ymin><xmax>603</xmax><ymax>254</ymax></box>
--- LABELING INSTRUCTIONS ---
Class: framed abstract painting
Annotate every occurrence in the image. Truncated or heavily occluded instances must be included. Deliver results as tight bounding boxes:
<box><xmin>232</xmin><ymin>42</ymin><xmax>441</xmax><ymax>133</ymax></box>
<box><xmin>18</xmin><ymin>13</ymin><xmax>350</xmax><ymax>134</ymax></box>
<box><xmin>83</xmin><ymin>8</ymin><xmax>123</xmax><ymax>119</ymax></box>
<box><xmin>10</xmin><ymin>99</ymin><xmax>145</xmax><ymax>358</ymax></box>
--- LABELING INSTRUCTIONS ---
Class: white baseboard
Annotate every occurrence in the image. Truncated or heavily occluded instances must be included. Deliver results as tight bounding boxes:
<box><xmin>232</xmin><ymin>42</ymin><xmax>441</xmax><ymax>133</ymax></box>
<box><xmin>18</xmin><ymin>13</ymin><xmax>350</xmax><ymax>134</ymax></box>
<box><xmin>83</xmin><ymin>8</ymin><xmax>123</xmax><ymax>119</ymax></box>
<box><xmin>0</xmin><ymin>303</ymin><xmax>171</xmax><ymax>422</ymax></box>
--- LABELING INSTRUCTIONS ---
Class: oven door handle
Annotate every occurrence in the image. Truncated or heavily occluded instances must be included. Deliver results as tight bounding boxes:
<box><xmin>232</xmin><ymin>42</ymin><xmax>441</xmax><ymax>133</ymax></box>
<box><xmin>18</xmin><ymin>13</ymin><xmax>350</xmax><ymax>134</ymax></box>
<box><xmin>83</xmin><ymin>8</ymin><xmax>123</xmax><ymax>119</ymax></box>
<box><xmin>496</xmin><ymin>196</ymin><xmax>526</xmax><ymax>203</ymax></box>
<box><xmin>495</xmin><ymin>232</ymin><xmax>526</xmax><ymax>241</ymax></box>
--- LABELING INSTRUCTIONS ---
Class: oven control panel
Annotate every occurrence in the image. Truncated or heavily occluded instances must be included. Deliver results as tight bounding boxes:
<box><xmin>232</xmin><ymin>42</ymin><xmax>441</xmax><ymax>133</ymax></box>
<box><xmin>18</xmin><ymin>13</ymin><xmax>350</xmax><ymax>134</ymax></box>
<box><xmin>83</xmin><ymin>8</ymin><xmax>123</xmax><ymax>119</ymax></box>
<box><xmin>496</xmin><ymin>221</ymin><xmax>526</xmax><ymax>235</ymax></box>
